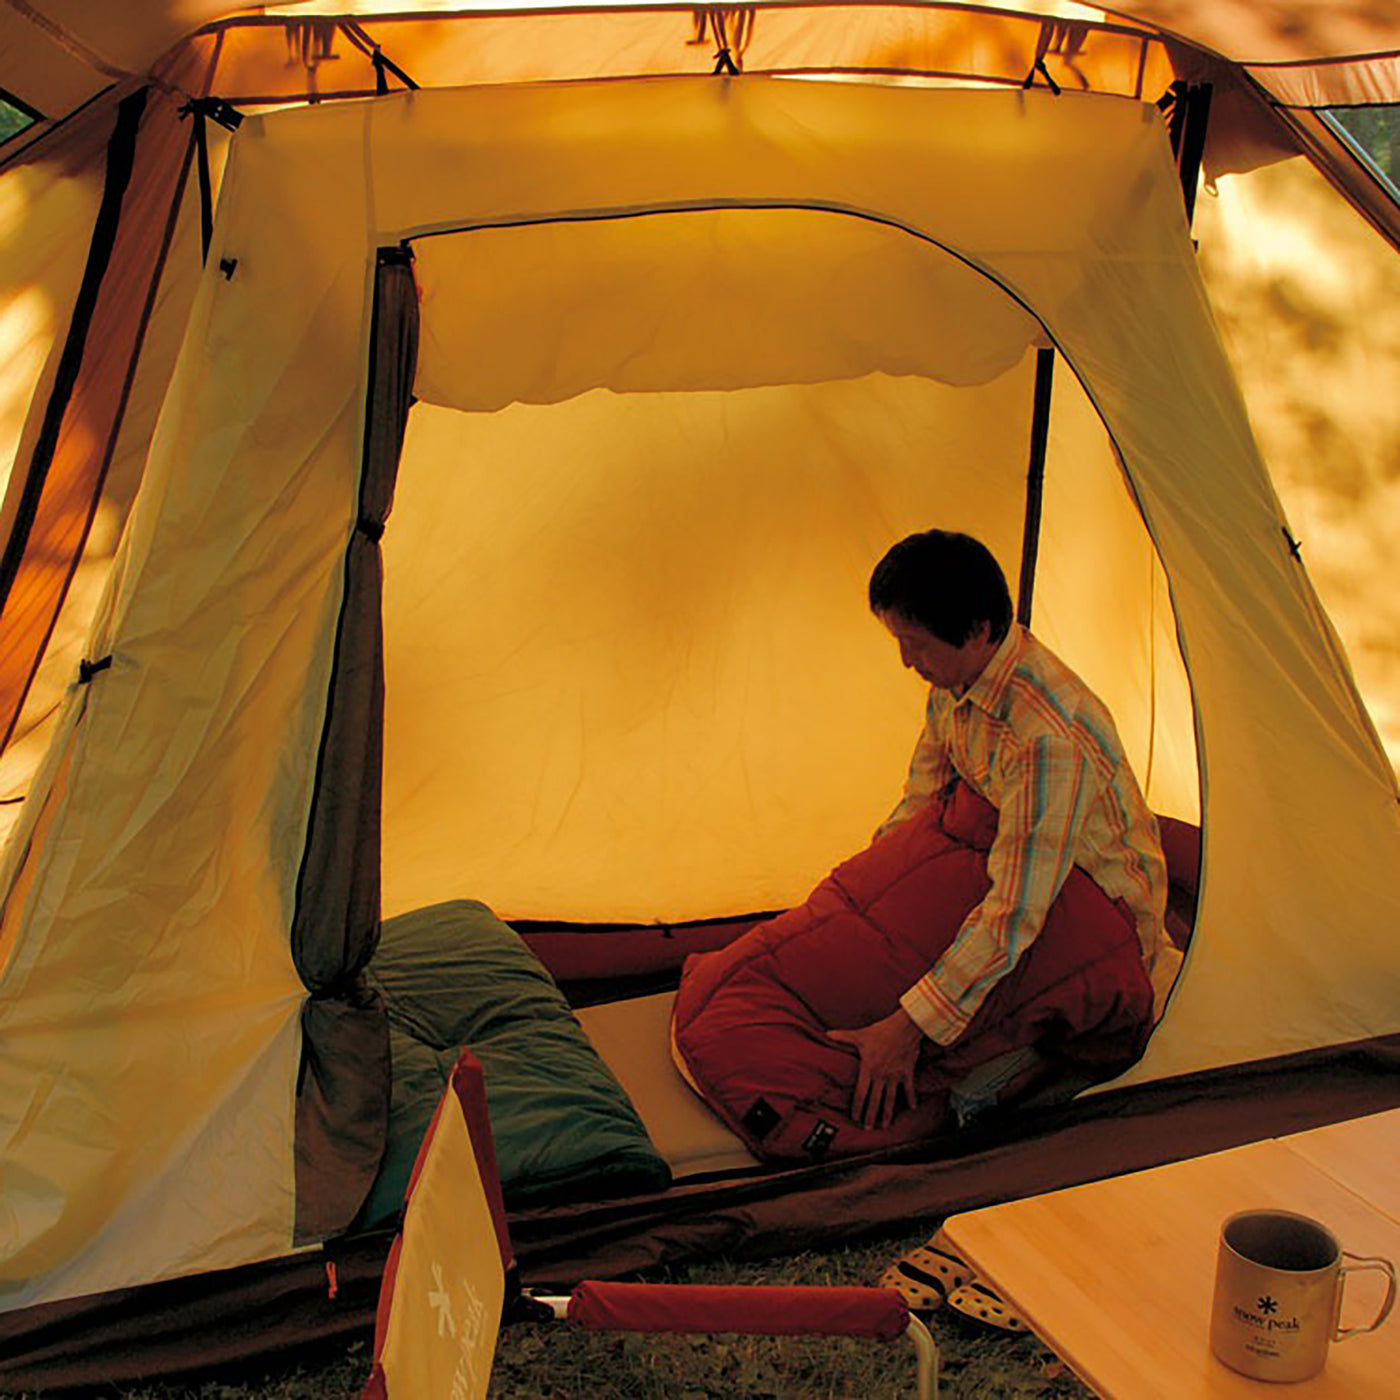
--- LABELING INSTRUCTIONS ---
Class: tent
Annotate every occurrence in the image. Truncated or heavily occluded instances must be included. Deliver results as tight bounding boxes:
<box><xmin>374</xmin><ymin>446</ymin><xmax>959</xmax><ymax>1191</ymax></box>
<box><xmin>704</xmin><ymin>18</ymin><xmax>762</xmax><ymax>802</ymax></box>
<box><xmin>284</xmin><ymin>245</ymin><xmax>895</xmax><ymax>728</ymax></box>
<box><xmin>1</xmin><ymin>2</ymin><xmax>1398</xmax><ymax>1387</ymax></box>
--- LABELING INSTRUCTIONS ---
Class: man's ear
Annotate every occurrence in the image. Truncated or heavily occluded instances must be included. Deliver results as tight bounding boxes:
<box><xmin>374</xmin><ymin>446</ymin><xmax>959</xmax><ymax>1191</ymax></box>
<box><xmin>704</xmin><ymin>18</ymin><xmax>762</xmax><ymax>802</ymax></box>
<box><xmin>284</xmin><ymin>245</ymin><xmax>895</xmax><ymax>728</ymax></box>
<box><xmin>967</xmin><ymin>619</ymin><xmax>992</xmax><ymax>646</ymax></box>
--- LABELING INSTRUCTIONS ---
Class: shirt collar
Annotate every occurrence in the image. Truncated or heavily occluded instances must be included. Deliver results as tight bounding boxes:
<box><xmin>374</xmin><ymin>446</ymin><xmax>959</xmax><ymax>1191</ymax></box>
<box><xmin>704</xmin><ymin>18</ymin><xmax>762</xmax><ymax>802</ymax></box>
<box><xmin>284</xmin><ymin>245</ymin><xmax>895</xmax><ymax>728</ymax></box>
<box><xmin>955</xmin><ymin>622</ymin><xmax>1024</xmax><ymax>715</ymax></box>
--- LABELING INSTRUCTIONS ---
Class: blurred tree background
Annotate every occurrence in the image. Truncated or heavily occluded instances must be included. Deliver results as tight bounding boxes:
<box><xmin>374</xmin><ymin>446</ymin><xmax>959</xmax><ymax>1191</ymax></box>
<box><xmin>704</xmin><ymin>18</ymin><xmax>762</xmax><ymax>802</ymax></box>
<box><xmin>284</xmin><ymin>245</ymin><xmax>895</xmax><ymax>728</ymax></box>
<box><xmin>1</xmin><ymin>92</ymin><xmax>36</xmax><ymax>143</ymax></box>
<box><xmin>1330</xmin><ymin>105</ymin><xmax>1399</xmax><ymax>189</ymax></box>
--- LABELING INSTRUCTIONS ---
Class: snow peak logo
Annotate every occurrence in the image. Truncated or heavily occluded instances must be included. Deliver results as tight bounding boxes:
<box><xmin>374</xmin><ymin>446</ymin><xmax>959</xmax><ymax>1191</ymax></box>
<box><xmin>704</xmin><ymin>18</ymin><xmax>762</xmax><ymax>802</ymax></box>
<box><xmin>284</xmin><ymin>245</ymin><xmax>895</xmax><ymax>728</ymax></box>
<box><xmin>1234</xmin><ymin>1295</ymin><xmax>1302</xmax><ymax>1333</ymax></box>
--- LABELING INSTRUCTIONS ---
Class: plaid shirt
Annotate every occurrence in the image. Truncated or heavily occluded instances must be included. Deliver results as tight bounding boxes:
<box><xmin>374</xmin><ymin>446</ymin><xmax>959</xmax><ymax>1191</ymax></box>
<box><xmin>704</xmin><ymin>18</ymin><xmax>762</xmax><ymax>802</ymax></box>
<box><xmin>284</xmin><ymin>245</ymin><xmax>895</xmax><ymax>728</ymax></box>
<box><xmin>885</xmin><ymin>625</ymin><xmax>1169</xmax><ymax>1046</ymax></box>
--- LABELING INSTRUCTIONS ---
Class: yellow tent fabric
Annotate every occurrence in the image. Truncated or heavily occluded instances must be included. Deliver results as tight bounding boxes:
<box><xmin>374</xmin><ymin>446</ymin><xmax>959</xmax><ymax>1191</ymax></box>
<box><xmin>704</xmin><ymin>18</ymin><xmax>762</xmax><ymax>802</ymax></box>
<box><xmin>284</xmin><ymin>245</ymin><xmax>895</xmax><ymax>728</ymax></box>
<box><xmin>4</xmin><ymin>3</ymin><xmax>1398</xmax><ymax>117</ymax></box>
<box><xmin>0</xmin><ymin>65</ymin><xmax>1397</xmax><ymax>1314</ymax></box>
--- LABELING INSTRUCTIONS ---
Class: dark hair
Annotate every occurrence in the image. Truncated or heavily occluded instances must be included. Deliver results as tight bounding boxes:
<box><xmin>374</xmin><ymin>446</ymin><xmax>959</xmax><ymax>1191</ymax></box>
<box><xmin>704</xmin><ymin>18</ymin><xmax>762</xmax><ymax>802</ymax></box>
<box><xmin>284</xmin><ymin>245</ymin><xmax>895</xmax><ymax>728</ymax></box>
<box><xmin>868</xmin><ymin>529</ymin><xmax>1013</xmax><ymax>645</ymax></box>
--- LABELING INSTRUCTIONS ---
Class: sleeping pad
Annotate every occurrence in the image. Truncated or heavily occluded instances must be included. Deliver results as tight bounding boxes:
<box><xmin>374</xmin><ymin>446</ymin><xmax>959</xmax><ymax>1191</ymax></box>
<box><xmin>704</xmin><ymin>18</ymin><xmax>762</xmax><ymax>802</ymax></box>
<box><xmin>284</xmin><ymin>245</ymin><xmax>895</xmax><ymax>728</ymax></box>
<box><xmin>671</xmin><ymin>780</ymin><xmax>1154</xmax><ymax>1161</ymax></box>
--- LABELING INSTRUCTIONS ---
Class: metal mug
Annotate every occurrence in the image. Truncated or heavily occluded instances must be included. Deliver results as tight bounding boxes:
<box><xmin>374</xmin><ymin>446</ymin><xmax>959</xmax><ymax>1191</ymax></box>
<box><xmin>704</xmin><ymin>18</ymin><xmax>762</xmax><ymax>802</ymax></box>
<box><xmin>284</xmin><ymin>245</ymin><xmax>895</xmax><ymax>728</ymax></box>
<box><xmin>1209</xmin><ymin>1209</ymin><xmax>1396</xmax><ymax>1383</ymax></box>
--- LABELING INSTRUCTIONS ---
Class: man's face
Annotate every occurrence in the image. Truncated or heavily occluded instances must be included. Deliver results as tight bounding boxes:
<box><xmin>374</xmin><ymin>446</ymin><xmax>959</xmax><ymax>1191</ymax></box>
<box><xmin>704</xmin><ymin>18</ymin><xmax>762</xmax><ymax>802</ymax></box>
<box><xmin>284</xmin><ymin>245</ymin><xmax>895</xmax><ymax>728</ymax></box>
<box><xmin>878</xmin><ymin>611</ymin><xmax>993</xmax><ymax>693</ymax></box>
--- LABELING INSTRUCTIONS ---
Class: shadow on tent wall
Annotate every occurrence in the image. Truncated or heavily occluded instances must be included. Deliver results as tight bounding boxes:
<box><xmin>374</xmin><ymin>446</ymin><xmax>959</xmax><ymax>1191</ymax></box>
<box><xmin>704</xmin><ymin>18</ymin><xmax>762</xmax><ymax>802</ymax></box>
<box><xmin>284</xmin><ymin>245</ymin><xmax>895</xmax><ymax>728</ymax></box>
<box><xmin>0</xmin><ymin>1032</ymin><xmax>1396</xmax><ymax>1394</ymax></box>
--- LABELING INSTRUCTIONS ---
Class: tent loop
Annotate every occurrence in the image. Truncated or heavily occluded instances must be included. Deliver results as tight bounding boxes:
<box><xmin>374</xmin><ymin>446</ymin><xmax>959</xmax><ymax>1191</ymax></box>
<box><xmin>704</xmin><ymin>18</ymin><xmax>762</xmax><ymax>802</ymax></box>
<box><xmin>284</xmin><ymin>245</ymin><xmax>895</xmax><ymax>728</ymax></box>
<box><xmin>1032</xmin><ymin>19</ymin><xmax>1089</xmax><ymax>92</ymax></box>
<box><xmin>77</xmin><ymin>655</ymin><xmax>112</xmax><ymax>685</ymax></box>
<box><xmin>341</xmin><ymin>22</ymin><xmax>419</xmax><ymax>94</ymax></box>
<box><xmin>690</xmin><ymin>7</ymin><xmax>753</xmax><ymax>73</ymax></box>
<box><xmin>1021</xmin><ymin>58</ymin><xmax>1062</xmax><ymax>97</ymax></box>
<box><xmin>1281</xmin><ymin>526</ymin><xmax>1304</xmax><ymax>561</ymax></box>
<box><xmin>356</xmin><ymin>515</ymin><xmax>385</xmax><ymax>542</ymax></box>
<box><xmin>218</xmin><ymin>257</ymin><xmax>237</xmax><ymax>280</ymax></box>
<box><xmin>177</xmin><ymin>97</ymin><xmax>244</xmax><ymax>264</ymax></box>
<box><xmin>284</xmin><ymin>17</ymin><xmax>340</xmax><ymax>72</ymax></box>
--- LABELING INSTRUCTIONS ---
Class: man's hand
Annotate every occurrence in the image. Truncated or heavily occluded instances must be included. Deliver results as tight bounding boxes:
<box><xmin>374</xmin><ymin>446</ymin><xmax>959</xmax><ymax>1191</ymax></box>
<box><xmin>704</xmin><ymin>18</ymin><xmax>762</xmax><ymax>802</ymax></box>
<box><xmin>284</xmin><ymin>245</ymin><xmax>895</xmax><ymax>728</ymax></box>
<box><xmin>828</xmin><ymin>1006</ymin><xmax>926</xmax><ymax>1130</ymax></box>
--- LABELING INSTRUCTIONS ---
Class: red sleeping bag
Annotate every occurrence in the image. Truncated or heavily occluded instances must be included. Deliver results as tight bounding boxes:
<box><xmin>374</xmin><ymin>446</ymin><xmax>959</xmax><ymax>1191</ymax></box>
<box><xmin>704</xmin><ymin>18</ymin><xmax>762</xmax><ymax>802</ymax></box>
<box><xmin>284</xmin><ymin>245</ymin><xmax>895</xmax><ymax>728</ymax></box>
<box><xmin>670</xmin><ymin>780</ymin><xmax>1155</xmax><ymax>1161</ymax></box>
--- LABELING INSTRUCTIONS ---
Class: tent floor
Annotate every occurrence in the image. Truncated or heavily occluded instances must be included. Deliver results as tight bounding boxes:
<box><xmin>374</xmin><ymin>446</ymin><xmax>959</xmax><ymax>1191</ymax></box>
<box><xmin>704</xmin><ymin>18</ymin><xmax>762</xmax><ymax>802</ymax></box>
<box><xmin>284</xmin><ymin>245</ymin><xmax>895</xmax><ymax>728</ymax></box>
<box><xmin>2</xmin><ymin>1033</ymin><xmax>1396</xmax><ymax>1394</ymax></box>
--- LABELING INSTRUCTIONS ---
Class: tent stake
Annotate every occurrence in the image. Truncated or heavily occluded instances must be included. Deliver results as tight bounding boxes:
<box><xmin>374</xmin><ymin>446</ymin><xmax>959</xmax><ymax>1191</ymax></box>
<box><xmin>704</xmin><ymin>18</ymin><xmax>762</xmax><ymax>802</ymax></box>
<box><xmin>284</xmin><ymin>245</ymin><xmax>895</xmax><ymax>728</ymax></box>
<box><xmin>1016</xmin><ymin>346</ymin><xmax>1055</xmax><ymax>628</ymax></box>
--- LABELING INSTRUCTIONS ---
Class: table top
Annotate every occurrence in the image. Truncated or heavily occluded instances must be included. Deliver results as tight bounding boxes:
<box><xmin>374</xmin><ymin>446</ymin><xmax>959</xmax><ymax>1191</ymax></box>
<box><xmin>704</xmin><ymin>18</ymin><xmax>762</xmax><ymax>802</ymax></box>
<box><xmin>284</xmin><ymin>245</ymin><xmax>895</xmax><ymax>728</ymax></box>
<box><xmin>941</xmin><ymin>1110</ymin><xmax>1400</xmax><ymax>1399</ymax></box>
<box><xmin>1280</xmin><ymin>1109</ymin><xmax>1400</xmax><ymax>1225</ymax></box>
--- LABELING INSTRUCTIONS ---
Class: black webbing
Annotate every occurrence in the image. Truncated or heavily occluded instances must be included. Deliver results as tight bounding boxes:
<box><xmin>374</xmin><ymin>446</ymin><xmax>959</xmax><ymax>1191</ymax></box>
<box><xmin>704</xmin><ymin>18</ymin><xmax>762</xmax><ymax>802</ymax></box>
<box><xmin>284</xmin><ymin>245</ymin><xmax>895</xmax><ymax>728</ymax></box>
<box><xmin>1021</xmin><ymin>59</ymin><xmax>1062</xmax><ymax>96</ymax></box>
<box><xmin>178</xmin><ymin>97</ymin><xmax>244</xmax><ymax>265</ymax></box>
<box><xmin>78</xmin><ymin>654</ymin><xmax>112</xmax><ymax>684</ymax></box>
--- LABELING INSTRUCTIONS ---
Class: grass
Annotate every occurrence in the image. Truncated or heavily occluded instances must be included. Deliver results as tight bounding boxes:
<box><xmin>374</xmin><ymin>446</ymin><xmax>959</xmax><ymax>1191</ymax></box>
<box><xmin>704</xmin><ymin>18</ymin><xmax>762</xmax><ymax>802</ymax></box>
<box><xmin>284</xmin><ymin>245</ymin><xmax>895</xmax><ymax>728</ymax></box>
<box><xmin>9</xmin><ymin>1228</ymin><xmax>1093</xmax><ymax>1399</ymax></box>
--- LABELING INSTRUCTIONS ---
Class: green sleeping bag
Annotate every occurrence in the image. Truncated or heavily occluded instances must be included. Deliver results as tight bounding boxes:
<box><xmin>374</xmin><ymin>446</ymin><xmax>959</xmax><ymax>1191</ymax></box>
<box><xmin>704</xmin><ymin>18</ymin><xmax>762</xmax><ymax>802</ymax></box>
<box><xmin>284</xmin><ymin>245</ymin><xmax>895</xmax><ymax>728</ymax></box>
<box><xmin>357</xmin><ymin>900</ymin><xmax>671</xmax><ymax>1230</ymax></box>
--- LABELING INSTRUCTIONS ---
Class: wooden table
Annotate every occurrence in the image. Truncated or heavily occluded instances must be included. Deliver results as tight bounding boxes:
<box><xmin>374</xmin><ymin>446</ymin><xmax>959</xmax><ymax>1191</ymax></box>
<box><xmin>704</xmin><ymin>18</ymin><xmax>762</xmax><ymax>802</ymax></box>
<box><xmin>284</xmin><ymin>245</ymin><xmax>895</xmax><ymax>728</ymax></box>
<box><xmin>1280</xmin><ymin>1110</ymin><xmax>1400</xmax><ymax>1224</ymax></box>
<box><xmin>940</xmin><ymin>1111</ymin><xmax>1400</xmax><ymax>1398</ymax></box>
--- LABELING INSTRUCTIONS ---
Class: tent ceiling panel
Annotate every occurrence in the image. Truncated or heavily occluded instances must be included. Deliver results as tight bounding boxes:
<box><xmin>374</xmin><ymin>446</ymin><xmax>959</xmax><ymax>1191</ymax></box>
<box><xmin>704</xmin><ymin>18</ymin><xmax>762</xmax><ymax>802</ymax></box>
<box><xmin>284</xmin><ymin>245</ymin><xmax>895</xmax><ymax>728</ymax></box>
<box><xmin>1252</xmin><ymin>54</ymin><xmax>1400</xmax><ymax>111</ymax></box>
<box><xmin>1105</xmin><ymin>0</ymin><xmax>1400</xmax><ymax>64</ymax></box>
<box><xmin>413</xmin><ymin>208</ymin><xmax>1039</xmax><ymax>410</ymax></box>
<box><xmin>339</xmin><ymin>81</ymin><xmax>1178</xmax><ymax>257</ymax></box>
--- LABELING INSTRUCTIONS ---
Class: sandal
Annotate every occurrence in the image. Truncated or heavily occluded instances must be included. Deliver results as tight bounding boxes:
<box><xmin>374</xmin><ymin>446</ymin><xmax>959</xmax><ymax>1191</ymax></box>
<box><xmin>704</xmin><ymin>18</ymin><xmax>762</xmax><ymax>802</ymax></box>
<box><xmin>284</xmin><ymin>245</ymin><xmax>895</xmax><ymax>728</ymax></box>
<box><xmin>946</xmin><ymin>1281</ymin><xmax>1028</xmax><ymax>1333</ymax></box>
<box><xmin>879</xmin><ymin>1242</ymin><xmax>973</xmax><ymax>1312</ymax></box>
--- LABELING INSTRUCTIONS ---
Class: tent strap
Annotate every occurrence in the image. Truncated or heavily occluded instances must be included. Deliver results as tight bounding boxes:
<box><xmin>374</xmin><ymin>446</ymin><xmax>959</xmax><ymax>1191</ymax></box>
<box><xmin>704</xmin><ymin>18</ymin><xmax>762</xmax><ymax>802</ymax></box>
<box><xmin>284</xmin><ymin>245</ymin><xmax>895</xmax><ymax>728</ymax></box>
<box><xmin>342</xmin><ymin>22</ymin><xmax>419</xmax><ymax>94</ymax></box>
<box><xmin>177</xmin><ymin>97</ymin><xmax>243</xmax><ymax>263</ymax></box>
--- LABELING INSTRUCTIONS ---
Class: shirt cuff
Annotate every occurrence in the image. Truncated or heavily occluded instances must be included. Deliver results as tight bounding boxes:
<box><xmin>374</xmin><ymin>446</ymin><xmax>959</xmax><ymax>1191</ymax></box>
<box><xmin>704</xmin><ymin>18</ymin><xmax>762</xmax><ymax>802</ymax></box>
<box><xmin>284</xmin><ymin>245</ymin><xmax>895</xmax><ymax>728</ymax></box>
<box><xmin>900</xmin><ymin>976</ymin><xmax>972</xmax><ymax>1047</ymax></box>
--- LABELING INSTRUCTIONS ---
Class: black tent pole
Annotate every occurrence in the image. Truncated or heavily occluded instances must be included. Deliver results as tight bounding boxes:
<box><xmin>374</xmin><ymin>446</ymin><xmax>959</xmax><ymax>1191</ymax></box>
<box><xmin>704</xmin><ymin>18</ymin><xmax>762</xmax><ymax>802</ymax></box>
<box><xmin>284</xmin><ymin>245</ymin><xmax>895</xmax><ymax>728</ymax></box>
<box><xmin>1016</xmin><ymin>345</ymin><xmax>1056</xmax><ymax>628</ymax></box>
<box><xmin>1018</xmin><ymin>83</ymin><xmax>1210</xmax><ymax>632</ymax></box>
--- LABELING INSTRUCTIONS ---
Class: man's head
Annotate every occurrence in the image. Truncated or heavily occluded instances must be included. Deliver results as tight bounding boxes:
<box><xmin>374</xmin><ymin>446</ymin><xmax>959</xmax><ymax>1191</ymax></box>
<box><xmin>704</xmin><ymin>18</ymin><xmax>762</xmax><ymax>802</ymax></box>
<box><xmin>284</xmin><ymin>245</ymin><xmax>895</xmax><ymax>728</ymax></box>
<box><xmin>869</xmin><ymin>530</ymin><xmax>1012</xmax><ymax>691</ymax></box>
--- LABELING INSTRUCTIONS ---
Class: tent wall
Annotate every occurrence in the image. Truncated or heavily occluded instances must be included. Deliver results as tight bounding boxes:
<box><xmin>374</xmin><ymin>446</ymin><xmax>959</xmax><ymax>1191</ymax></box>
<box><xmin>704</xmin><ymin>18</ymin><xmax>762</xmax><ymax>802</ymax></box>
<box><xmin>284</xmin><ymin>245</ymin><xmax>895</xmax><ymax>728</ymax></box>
<box><xmin>381</xmin><ymin>364</ymin><xmax>1195</xmax><ymax>925</ymax></box>
<box><xmin>0</xmin><ymin>43</ymin><xmax>218</xmax><ymax>852</ymax></box>
<box><xmin>0</xmin><ymin>73</ymin><xmax>1397</xmax><ymax>1313</ymax></box>
<box><xmin>0</xmin><ymin>101</ymin><xmax>219</xmax><ymax>851</ymax></box>
<box><xmin>1194</xmin><ymin>154</ymin><xmax>1400</xmax><ymax>778</ymax></box>
<box><xmin>6</xmin><ymin>4</ymin><xmax>1400</xmax><ymax>810</ymax></box>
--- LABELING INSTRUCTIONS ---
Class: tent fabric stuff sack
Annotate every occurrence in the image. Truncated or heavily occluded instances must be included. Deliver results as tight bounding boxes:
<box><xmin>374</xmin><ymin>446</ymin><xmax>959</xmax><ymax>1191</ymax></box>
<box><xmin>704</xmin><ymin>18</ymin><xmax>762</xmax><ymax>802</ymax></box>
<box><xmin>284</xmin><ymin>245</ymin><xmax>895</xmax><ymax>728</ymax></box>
<box><xmin>670</xmin><ymin>779</ymin><xmax>1154</xmax><ymax>1161</ymax></box>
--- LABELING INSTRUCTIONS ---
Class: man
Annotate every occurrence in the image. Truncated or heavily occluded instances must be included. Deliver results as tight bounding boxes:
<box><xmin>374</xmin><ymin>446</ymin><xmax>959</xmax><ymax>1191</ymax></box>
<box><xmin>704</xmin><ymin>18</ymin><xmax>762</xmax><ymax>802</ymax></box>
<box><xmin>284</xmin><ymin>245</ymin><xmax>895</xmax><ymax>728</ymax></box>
<box><xmin>831</xmin><ymin>529</ymin><xmax>1173</xmax><ymax>1130</ymax></box>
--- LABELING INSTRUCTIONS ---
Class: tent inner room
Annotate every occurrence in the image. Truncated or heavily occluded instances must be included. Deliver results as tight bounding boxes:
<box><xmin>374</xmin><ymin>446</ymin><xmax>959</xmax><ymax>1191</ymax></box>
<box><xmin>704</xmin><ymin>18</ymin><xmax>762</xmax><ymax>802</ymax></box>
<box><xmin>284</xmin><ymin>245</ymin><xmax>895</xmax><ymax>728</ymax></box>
<box><xmin>381</xmin><ymin>204</ymin><xmax>1198</xmax><ymax>929</ymax></box>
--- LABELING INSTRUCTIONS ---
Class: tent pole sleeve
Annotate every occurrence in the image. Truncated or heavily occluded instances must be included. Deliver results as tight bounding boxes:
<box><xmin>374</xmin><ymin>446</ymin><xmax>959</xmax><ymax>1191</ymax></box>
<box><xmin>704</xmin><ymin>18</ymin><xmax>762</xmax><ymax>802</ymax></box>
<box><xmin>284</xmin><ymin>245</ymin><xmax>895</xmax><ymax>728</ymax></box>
<box><xmin>1016</xmin><ymin>346</ymin><xmax>1055</xmax><ymax>629</ymax></box>
<box><xmin>291</xmin><ymin>245</ymin><xmax>418</xmax><ymax>1245</ymax></box>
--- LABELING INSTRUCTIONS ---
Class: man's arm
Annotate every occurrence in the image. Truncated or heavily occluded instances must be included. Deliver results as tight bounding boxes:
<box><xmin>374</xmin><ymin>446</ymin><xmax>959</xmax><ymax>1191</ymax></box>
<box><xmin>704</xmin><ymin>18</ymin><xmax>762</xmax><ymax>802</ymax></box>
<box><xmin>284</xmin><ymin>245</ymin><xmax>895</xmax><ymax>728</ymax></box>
<box><xmin>901</xmin><ymin>732</ymin><xmax>1092</xmax><ymax>1045</ymax></box>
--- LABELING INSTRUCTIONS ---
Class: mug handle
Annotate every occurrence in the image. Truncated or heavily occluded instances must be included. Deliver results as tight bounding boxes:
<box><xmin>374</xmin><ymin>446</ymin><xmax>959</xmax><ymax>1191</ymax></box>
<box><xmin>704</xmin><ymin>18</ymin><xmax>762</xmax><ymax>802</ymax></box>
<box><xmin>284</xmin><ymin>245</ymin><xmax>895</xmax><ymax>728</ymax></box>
<box><xmin>1335</xmin><ymin>1253</ymin><xmax>1397</xmax><ymax>1341</ymax></box>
